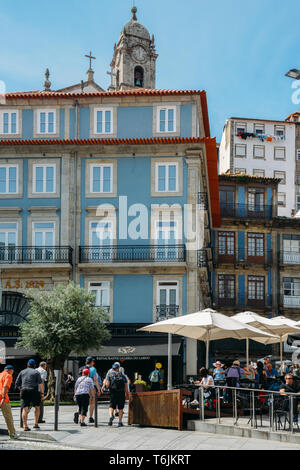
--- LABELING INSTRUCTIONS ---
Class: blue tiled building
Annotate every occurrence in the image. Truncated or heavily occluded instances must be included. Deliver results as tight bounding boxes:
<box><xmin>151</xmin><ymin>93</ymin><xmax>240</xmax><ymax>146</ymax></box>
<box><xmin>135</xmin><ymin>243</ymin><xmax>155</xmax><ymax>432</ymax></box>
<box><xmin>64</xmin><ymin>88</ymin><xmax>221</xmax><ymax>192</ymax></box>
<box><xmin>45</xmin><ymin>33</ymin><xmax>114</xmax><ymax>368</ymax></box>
<box><xmin>0</xmin><ymin>8</ymin><xmax>219</xmax><ymax>381</ymax></box>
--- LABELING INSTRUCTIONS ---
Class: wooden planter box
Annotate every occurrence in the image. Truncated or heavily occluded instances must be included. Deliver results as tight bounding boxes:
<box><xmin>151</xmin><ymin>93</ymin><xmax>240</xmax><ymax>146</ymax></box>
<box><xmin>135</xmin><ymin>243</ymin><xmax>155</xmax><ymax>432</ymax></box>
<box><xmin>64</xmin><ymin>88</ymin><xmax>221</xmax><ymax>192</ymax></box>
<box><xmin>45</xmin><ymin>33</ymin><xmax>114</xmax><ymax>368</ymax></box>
<box><xmin>134</xmin><ymin>384</ymin><xmax>147</xmax><ymax>393</ymax></box>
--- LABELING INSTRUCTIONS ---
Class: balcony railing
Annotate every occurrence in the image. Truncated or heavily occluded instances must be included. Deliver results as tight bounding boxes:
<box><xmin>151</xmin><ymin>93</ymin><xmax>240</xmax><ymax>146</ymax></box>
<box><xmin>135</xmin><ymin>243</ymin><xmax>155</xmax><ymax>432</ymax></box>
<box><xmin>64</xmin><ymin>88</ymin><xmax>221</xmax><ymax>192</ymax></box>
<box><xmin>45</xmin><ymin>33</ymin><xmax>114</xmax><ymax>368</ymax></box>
<box><xmin>156</xmin><ymin>305</ymin><xmax>179</xmax><ymax>321</ymax></box>
<box><xmin>283</xmin><ymin>296</ymin><xmax>300</xmax><ymax>308</ymax></box>
<box><xmin>220</xmin><ymin>204</ymin><xmax>272</xmax><ymax>220</ymax></box>
<box><xmin>197</xmin><ymin>249</ymin><xmax>208</xmax><ymax>268</ymax></box>
<box><xmin>79</xmin><ymin>245</ymin><xmax>186</xmax><ymax>263</ymax></box>
<box><xmin>280</xmin><ymin>252</ymin><xmax>300</xmax><ymax>265</ymax></box>
<box><xmin>0</xmin><ymin>246</ymin><xmax>73</xmax><ymax>264</ymax></box>
<box><xmin>216</xmin><ymin>296</ymin><xmax>271</xmax><ymax>309</ymax></box>
<box><xmin>198</xmin><ymin>192</ymin><xmax>209</xmax><ymax>210</ymax></box>
<box><xmin>213</xmin><ymin>249</ymin><xmax>273</xmax><ymax>266</ymax></box>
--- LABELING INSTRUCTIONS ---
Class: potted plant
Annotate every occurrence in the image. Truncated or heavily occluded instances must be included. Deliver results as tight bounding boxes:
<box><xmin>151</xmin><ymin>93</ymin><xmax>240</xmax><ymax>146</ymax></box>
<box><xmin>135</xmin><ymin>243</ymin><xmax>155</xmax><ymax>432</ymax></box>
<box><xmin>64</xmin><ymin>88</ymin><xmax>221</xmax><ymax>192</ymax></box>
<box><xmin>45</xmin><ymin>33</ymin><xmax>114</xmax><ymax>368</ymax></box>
<box><xmin>134</xmin><ymin>379</ymin><xmax>147</xmax><ymax>392</ymax></box>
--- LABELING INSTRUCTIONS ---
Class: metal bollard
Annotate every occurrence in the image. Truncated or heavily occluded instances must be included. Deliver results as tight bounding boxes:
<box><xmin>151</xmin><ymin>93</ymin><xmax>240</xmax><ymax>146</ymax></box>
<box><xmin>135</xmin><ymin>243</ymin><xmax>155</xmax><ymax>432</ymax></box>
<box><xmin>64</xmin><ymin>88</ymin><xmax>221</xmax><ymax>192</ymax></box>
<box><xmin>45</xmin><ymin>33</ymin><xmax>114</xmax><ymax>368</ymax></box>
<box><xmin>200</xmin><ymin>387</ymin><xmax>205</xmax><ymax>421</ymax></box>
<box><xmin>251</xmin><ymin>391</ymin><xmax>256</xmax><ymax>429</ymax></box>
<box><xmin>94</xmin><ymin>392</ymin><xmax>98</xmax><ymax>428</ymax></box>
<box><xmin>20</xmin><ymin>406</ymin><xmax>23</xmax><ymax>428</ymax></box>
<box><xmin>233</xmin><ymin>389</ymin><xmax>238</xmax><ymax>425</ymax></box>
<box><xmin>216</xmin><ymin>387</ymin><xmax>221</xmax><ymax>424</ymax></box>
<box><xmin>270</xmin><ymin>393</ymin><xmax>274</xmax><ymax>432</ymax></box>
<box><xmin>290</xmin><ymin>396</ymin><xmax>294</xmax><ymax>434</ymax></box>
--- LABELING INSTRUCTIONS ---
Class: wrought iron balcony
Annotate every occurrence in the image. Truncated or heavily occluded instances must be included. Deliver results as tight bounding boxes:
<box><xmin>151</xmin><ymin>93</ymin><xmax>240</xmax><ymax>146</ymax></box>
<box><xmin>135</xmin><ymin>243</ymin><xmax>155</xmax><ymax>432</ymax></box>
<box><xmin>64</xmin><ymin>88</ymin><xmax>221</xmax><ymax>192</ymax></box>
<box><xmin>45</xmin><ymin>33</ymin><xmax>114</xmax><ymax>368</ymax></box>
<box><xmin>197</xmin><ymin>249</ymin><xmax>208</xmax><ymax>268</ymax></box>
<box><xmin>216</xmin><ymin>296</ymin><xmax>271</xmax><ymax>309</ymax></box>
<box><xmin>79</xmin><ymin>245</ymin><xmax>186</xmax><ymax>263</ymax></box>
<box><xmin>0</xmin><ymin>246</ymin><xmax>73</xmax><ymax>265</ymax></box>
<box><xmin>220</xmin><ymin>204</ymin><xmax>272</xmax><ymax>220</ymax></box>
<box><xmin>198</xmin><ymin>192</ymin><xmax>209</xmax><ymax>210</ymax></box>
<box><xmin>280</xmin><ymin>251</ymin><xmax>300</xmax><ymax>265</ymax></box>
<box><xmin>213</xmin><ymin>249</ymin><xmax>273</xmax><ymax>266</ymax></box>
<box><xmin>156</xmin><ymin>305</ymin><xmax>179</xmax><ymax>321</ymax></box>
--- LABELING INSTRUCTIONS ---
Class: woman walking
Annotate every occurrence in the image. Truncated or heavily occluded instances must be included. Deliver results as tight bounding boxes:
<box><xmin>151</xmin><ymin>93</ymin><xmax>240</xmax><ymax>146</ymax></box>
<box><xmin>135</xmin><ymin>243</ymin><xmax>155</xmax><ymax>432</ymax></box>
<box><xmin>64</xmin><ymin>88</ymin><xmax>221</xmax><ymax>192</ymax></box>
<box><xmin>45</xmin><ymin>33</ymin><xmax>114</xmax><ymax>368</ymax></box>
<box><xmin>73</xmin><ymin>368</ymin><xmax>94</xmax><ymax>426</ymax></box>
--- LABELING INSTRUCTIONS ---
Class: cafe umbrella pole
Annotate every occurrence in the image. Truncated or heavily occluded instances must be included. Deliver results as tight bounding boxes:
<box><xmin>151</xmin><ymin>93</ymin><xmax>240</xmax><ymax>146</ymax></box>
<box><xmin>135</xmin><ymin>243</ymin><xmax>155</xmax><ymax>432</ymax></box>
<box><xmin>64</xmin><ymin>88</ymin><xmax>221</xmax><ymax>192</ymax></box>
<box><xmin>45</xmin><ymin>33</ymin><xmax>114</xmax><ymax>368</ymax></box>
<box><xmin>167</xmin><ymin>333</ymin><xmax>172</xmax><ymax>390</ymax></box>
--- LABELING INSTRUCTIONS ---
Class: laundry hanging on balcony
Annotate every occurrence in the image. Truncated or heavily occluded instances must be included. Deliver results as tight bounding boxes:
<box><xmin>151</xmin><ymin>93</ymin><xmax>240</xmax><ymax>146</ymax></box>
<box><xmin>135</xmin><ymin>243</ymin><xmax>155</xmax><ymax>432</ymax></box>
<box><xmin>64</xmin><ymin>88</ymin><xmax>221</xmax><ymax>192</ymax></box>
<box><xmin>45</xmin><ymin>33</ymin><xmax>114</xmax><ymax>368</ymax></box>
<box><xmin>237</xmin><ymin>131</ymin><xmax>285</xmax><ymax>142</ymax></box>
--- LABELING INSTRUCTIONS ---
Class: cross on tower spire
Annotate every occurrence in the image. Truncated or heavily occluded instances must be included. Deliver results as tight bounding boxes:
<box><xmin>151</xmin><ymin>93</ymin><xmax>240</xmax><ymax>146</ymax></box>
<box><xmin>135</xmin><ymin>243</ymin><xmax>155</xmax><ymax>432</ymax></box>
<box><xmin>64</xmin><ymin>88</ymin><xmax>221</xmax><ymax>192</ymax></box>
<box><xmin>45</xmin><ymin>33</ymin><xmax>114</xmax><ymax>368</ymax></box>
<box><xmin>85</xmin><ymin>51</ymin><xmax>96</xmax><ymax>71</ymax></box>
<box><xmin>85</xmin><ymin>51</ymin><xmax>96</xmax><ymax>82</ymax></box>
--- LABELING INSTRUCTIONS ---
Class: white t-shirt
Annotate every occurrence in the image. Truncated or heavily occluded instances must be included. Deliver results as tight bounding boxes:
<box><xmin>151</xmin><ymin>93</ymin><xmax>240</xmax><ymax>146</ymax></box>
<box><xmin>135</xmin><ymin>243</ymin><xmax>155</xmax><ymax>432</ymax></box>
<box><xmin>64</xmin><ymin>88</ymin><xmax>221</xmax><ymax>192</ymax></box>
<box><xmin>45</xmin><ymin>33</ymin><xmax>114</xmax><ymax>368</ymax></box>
<box><xmin>37</xmin><ymin>366</ymin><xmax>47</xmax><ymax>382</ymax></box>
<box><xmin>201</xmin><ymin>375</ymin><xmax>214</xmax><ymax>386</ymax></box>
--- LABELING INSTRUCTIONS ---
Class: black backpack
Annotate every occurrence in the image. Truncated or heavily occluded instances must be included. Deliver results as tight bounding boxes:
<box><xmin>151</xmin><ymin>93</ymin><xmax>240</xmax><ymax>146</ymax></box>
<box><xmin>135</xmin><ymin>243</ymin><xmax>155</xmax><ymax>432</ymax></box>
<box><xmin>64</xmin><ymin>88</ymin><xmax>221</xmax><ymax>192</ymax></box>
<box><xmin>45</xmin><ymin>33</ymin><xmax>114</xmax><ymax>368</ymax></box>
<box><xmin>78</xmin><ymin>365</ymin><xmax>91</xmax><ymax>378</ymax></box>
<box><xmin>110</xmin><ymin>371</ymin><xmax>125</xmax><ymax>391</ymax></box>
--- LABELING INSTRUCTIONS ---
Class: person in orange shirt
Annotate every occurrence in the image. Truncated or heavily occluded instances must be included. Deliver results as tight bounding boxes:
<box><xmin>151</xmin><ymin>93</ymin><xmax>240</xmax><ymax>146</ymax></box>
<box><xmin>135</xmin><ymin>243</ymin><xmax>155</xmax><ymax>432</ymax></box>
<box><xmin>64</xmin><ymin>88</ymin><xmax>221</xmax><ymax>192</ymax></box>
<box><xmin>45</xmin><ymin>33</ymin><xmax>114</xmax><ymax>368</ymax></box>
<box><xmin>0</xmin><ymin>365</ymin><xmax>19</xmax><ymax>439</ymax></box>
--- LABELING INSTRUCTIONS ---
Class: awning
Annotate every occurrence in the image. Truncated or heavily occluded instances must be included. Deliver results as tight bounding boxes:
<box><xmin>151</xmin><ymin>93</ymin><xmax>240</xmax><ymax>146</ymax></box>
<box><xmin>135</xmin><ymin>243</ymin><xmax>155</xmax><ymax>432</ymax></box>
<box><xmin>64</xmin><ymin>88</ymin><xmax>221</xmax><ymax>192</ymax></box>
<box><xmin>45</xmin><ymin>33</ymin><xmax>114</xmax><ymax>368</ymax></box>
<box><xmin>5</xmin><ymin>347</ymin><xmax>33</xmax><ymax>360</ymax></box>
<box><xmin>70</xmin><ymin>336</ymin><xmax>183</xmax><ymax>360</ymax></box>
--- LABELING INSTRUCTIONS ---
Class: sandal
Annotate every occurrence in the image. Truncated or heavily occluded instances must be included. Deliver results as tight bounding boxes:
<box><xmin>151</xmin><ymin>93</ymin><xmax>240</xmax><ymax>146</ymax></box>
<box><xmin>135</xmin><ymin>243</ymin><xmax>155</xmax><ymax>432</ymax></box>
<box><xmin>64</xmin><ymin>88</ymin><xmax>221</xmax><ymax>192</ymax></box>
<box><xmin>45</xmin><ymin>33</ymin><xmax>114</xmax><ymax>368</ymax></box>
<box><xmin>33</xmin><ymin>425</ymin><xmax>40</xmax><ymax>429</ymax></box>
<box><xmin>24</xmin><ymin>427</ymin><xmax>31</xmax><ymax>431</ymax></box>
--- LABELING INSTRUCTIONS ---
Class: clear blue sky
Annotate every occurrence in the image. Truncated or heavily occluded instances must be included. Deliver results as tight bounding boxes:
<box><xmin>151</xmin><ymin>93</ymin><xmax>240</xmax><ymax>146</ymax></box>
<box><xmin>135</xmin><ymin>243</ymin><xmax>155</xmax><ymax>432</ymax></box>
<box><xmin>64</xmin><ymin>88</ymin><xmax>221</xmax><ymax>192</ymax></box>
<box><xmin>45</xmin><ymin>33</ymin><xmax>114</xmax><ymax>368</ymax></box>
<box><xmin>1</xmin><ymin>0</ymin><xmax>300</xmax><ymax>140</ymax></box>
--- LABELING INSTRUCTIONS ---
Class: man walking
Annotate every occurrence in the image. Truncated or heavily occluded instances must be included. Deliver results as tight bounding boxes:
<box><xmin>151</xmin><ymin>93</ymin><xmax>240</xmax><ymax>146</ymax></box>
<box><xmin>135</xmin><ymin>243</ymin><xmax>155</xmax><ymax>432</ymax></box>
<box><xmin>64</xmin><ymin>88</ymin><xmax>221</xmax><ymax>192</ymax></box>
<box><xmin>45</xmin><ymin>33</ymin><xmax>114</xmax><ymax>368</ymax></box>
<box><xmin>78</xmin><ymin>357</ymin><xmax>101</xmax><ymax>423</ymax></box>
<box><xmin>103</xmin><ymin>362</ymin><xmax>129</xmax><ymax>427</ymax></box>
<box><xmin>15</xmin><ymin>359</ymin><xmax>44</xmax><ymax>431</ymax></box>
<box><xmin>0</xmin><ymin>365</ymin><xmax>19</xmax><ymax>439</ymax></box>
<box><xmin>148</xmin><ymin>363</ymin><xmax>163</xmax><ymax>391</ymax></box>
<box><xmin>37</xmin><ymin>361</ymin><xmax>47</xmax><ymax>424</ymax></box>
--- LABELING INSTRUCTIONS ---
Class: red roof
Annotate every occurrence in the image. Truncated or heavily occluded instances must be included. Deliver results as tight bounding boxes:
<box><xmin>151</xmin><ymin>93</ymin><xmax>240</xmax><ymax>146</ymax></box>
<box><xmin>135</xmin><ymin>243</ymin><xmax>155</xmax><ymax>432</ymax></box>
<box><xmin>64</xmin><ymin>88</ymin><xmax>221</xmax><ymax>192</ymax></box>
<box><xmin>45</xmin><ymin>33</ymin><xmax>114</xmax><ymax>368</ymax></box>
<box><xmin>0</xmin><ymin>136</ymin><xmax>213</xmax><ymax>146</ymax></box>
<box><xmin>4</xmin><ymin>89</ymin><xmax>206</xmax><ymax>100</ymax></box>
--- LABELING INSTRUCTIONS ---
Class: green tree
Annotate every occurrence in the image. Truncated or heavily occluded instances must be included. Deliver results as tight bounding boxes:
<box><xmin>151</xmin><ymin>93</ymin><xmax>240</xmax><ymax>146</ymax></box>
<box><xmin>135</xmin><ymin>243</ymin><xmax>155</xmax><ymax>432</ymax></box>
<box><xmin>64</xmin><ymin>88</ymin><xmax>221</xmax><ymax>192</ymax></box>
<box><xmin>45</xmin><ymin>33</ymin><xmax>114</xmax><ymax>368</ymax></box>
<box><xmin>16</xmin><ymin>282</ymin><xmax>111</xmax><ymax>400</ymax></box>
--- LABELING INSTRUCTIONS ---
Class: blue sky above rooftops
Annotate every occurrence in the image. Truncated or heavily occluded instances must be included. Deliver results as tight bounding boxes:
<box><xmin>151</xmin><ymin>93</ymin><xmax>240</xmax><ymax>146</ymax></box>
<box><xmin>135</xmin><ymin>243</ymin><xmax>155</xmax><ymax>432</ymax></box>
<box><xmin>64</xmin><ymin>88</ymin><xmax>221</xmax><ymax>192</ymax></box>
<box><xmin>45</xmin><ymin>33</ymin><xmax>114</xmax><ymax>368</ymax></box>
<box><xmin>1</xmin><ymin>0</ymin><xmax>300</xmax><ymax>141</ymax></box>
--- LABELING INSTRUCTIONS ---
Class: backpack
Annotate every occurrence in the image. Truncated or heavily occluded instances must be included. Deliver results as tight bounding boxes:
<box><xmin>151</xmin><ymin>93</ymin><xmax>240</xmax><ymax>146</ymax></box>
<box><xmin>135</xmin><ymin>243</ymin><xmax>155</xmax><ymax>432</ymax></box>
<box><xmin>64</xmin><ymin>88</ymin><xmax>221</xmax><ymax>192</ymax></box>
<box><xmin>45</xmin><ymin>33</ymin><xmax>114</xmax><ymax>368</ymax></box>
<box><xmin>78</xmin><ymin>365</ymin><xmax>91</xmax><ymax>378</ymax></box>
<box><xmin>109</xmin><ymin>371</ymin><xmax>125</xmax><ymax>391</ymax></box>
<box><xmin>150</xmin><ymin>370</ymin><xmax>160</xmax><ymax>383</ymax></box>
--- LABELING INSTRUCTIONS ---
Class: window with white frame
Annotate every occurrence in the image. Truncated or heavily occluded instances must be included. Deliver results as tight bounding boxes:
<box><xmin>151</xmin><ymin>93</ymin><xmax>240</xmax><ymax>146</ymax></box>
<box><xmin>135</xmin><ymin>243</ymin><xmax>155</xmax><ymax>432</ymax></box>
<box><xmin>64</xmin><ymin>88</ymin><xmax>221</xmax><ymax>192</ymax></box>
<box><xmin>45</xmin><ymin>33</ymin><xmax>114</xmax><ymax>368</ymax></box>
<box><xmin>253</xmin><ymin>169</ymin><xmax>265</xmax><ymax>178</ymax></box>
<box><xmin>0</xmin><ymin>165</ymin><xmax>18</xmax><ymax>194</ymax></box>
<box><xmin>157</xmin><ymin>106</ymin><xmax>176</xmax><ymax>133</ymax></box>
<box><xmin>0</xmin><ymin>111</ymin><xmax>18</xmax><ymax>134</ymax></box>
<box><xmin>0</xmin><ymin>222</ymin><xmax>17</xmax><ymax>261</ymax></box>
<box><xmin>274</xmin><ymin>171</ymin><xmax>286</xmax><ymax>184</ymax></box>
<box><xmin>32</xmin><ymin>222</ymin><xmax>55</xmax><ymax>260</ymax></box>
<box><xmin>254</xmin><ymin>123</ymin><xmax>264</xmax><ymax>136</ymax></box>
<box><xmin>157</xmin><ymin>281</ymin><xmax>179</xmax><ymax>318</ymax></box>
<box><xmin>155</xmin><ymin>220</ymin><xmax>180</xmax><ymax>260</ymax></box>
<box><xmin>297</xmin><ymin>149</ymin><xmax>300</xmax><ymax>161</ymax></box>
<box><xmin>283</xmin><ymin>277</ymin><xmax>300</xmax><ymax>307</ymax></box>
<box><xmin>94</xmin><ymin>108</ymin><xmax>113</xmax><ymax>134</ymax></box>
<box><xmin>274</xmin><ymin>125</ymin><xmax>285</xmax><ymax>139</ymax></box>
<box><xmin>235</xmin><ymin>144</ymin><xmax>246</xmax><ymax>157</ymax></box>
<box><xmin>234</xmin><ymin>168</ymin><xmax>246</xmax><ymax>174</ymax></box>
<box><xmin>277</xmin><ymin>193</ymin><xmax>286</xmax><ymax>206</ymax></box>
<box><xmin>88</xmin><ymin>221</ymin><xmax>113</xmax><ymax>262</ymax></box>
<box><xmin>88</xmin><ymin>281</ymin><xmax>110</xmax><ymax>311</ymax></box>
<box><xmin>33</xmin><ymin>164</ymin><xmax>55</xmax><ymax>193</ymax></box>
<box><xmin>235</xmin><ymin>122</ymin><xmax>246</xmax><ymax>135</ymax></box>
<box><xmin>156</xmin><ymin>162</ymin><xmax>178</xmax><ymax>192</ymax></box>
<box><xmin>274</xmin><ymin>147</ymin><xmax>286</xmax><ymax>160</ymax></box>
<box><xmin>296</xmin><ymin>174</ymin><xmax>300</xmax><ymax>185</ymax></box>
<box><xmin>90</xmin><ymin>164</ymin><xmax>112</xmax><ymax>193</ymax></box>
<box><xmin>37</xmin><ymin>110</ymin><xmax>56</xmax><ymax>134</ymax></box>
<box><xmin>253</xmin><ymin>145</ymin><xmax>265</xmax><ymax>159</ymax></box>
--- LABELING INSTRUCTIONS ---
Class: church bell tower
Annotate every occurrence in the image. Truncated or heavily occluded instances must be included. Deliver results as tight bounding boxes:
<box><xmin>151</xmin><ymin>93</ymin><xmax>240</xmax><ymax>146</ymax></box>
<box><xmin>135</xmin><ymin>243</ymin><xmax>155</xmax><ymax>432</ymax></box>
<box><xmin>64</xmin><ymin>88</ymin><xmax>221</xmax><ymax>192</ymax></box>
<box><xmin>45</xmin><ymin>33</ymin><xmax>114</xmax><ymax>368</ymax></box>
<box><xmin>108</xmin><ymin>7</ymin><xmax>158</xmax><ymax>91</ymax></box>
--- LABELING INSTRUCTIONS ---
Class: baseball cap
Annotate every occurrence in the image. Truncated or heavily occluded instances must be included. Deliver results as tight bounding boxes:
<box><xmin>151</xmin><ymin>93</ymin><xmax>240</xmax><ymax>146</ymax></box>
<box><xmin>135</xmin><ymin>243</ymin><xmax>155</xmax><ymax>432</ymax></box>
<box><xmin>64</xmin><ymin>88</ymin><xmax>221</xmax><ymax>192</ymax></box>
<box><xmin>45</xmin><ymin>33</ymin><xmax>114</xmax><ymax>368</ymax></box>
<box><xmin>82</xmin><ymin>368</ymin><xmax>90</xmax><ymax>375</ymax></box>
<box><xmin>4</xmin><ymin>365</ymin><xmax>14</xmax><ymax>370</ymax></box>
<box><xmin>86</xmin><ymin>356</ymin><xmax>95</xmax><ymax>363</ymax></box>
<box><xmin>28</xmin><ymin>359</ymin><xmax>36</xmax><ymax>366</ymax></box>
<box><xmin>112</xmin><ymin>362</ymin><xmax>120</xmax><ymax>369</ymax></box>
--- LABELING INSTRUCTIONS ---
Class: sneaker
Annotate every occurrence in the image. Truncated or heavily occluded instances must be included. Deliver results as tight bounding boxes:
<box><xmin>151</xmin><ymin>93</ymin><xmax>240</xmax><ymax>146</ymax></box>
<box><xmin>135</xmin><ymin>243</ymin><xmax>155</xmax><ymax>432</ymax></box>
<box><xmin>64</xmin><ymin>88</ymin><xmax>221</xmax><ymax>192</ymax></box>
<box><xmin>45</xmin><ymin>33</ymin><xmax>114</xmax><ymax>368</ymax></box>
<box><xmin>88</xmin><ymin>417</ymin><xmax>95</xmax><ymax>423</ymax></box>
<box><xmin>108</xmin><ymin>416</ymin><xmax>114</xmax><ymax>426</ymax></box>
<box><xmin>80</xmin><ymin>422</ymin><xmax>87</xmax><ymax>427</ymax></box>
<box><xmin>190</xmin><ymin>400</ymin><xmax>199</xmax><ymax>405</ymax></box>
<box><xmin>73</xmin><ymin>412</ymin><xmax>79</xmax><ymax>424</ymax></box>
<box><xmin>118</xmin><ymin>422</ymin><xmax>124</xmax><ymax>427</ymax></box>
<box><xmin>9</xmin><ymin>433</ymin><xmax>20</xmax><ymax>440</ymax></box>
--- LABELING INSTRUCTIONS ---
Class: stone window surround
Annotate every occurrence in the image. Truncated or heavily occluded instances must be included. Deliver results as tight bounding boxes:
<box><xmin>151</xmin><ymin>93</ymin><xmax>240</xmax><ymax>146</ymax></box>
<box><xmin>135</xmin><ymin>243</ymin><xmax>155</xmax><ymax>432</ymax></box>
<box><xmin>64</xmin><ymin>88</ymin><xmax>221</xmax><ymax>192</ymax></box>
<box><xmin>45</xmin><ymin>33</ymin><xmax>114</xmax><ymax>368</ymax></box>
<box><xmin>274</xmin><ymin>147</ymin><xmax>286</xmax><ymax>160</ymax></box>
<box><xmin>85</xmin><ymin>159</ymin><xmax>117</xmax><ymax>198</ymax></box>
<box><xmin>34</xmin><ymin>108</ymin><xmax>59</xmax><ymax>138</ymax></box>
<box><xmin>27</xmin><ymin>158</ymin><xmax>60</xmax><ymax>199</ymax></box>
<box><xmin>0</xmin><ymin>217</ymin><xmax>22</xmax><ymax>246</ymax></box>
<box><xmin>0</xmin><ymin>159</ymin><xmax>23</xmax><ymax>197</ymax></box>
<box><xmin>86</xmin><ymin>276</ymin><xmax>114</xmax><ymax>322</ymax></box>
<box><xmin>253</xmin><ymin>145</ymin><xmax>265</xmax><ymax>159</ymax></box>
<box><xmin>253</xmin><ymin>169</ymin><xmax>265</xmax><ymax>177</ymax></box>
<box><xmin>278</xmin><ymin>192</ymin><xmax>286</xmax><ymax>207</ymax></box>
<box><xmin>90</xmin><ymin>105</ymin><xmax>117</xmax><ymax>138</ymax></box>
<box><xmin>153</xmin><ymin>275</ymin><xmax>183</xmax><ymax>323</ymax></box>
<box><xmin>216</xmin><ymin>273</ymin><xmax>268</xmax><ymax>301</ymax></box>
<box><xmin>151</xmin><ymin>157</ymin><xmax>183</xmax><ymax>197</ymax></box>
<box><xmin>0</xmin><ymin>109</ymin><xmax>22</xmax><ymax>137</ymax></box>
<box><xmin>235</xmin><ymin>143</ymin><xmax>247</xmax><ymax>158</ymax></box>
<box><xmin>274</xmin><ymin>170</ymin><xmax>286</xmax><ymax>185</ymax></box>
<box><xmin>150</xmin><ymin>204</ymin><xmax>183</xmax><ymax>245</ymax></box>
<box><xmin>84</xmin><ymin>205</ymin><xmax>117</xmax><ymax>246</ymax></box>
<box><xmin>27</xmin><ymin>209</ymin><xmax>60</xmax><ymax>248</ymax></box>
<box><xmin>153</xmin><ymin>103</ymin><xmax>181</xmax><ymax>137</ymax></box>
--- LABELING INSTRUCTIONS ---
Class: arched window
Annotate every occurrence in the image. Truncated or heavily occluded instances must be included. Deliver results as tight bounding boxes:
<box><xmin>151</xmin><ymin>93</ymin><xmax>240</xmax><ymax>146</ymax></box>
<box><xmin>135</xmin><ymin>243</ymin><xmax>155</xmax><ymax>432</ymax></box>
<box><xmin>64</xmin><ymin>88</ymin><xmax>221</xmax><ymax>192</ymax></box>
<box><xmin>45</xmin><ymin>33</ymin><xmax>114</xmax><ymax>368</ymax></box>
<box><xmin>134</xmin><ymin>66</ymin><xmax>144</xmax><ymax>87</ymax></box>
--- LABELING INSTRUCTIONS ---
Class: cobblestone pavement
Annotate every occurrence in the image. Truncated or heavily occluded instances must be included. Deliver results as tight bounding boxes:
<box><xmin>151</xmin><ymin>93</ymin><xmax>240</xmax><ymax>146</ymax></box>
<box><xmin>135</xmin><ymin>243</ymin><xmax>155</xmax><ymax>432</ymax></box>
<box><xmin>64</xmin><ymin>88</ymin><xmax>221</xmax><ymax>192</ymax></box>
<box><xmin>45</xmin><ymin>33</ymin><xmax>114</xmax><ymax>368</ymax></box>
<box><xmin>0</xmin><ymin>404</ymin><xmax>300</xmax><ymax>450</ymax></box>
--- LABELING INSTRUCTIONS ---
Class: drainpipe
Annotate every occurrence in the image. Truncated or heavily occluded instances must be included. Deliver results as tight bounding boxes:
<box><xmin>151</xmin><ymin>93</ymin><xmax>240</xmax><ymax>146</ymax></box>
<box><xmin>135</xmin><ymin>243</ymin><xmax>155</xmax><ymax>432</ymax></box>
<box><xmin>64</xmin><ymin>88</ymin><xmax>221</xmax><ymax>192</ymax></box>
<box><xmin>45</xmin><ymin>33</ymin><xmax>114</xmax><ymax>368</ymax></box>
<box><xmin>72</xmin><ymin>100</ymin><xmax>79</xmax><ymax>282</ymax></box>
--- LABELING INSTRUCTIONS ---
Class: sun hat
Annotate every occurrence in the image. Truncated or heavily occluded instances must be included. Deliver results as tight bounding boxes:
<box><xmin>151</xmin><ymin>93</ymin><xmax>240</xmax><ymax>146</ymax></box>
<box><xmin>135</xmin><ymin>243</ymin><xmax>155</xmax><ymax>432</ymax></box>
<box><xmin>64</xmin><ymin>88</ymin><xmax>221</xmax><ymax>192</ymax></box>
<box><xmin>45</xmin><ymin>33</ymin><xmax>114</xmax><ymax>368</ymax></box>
<box><xmin>233</xmin><ymin>360</ymin><xmax>240</xmax><ymax>366</ymax></box>
<box><xmin>213</xmin><ymin>361</ymin><xmax>223</xmax><ymax>367</ymax></box>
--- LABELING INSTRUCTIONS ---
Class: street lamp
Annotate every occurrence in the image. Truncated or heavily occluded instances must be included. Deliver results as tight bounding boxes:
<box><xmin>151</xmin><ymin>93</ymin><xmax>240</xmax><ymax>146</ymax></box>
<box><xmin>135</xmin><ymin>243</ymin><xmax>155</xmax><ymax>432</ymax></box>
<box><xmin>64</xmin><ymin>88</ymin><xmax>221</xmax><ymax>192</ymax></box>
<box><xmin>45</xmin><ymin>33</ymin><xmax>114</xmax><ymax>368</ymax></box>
<box><xmin>156</xmin><ymin>306</ymin><xmax>177</xmax><ymax>390</ymax></box>
<box><xmin>285</xmin><ymin>69</ymin><xmax>300</xmax><ymax>80</ymax></box>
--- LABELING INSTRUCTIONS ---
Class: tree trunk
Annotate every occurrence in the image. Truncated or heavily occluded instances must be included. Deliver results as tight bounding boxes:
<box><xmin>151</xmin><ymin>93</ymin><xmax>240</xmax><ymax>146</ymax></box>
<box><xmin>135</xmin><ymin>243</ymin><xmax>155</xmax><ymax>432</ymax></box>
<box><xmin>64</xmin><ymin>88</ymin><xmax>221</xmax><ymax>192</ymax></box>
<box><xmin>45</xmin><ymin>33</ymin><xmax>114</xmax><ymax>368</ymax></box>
<box><xmin>46</xmin><ymin>355</ymin><xmax>68</xmax><ymax>402</ymax></box>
